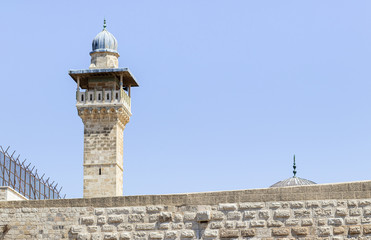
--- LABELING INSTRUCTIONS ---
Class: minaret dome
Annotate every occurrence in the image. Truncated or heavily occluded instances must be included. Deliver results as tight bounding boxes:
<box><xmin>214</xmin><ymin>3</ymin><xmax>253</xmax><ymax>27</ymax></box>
<box><xmin>89</xmin><ymin>19</ymin><xmax>119</xmax><ymax>69</ymax></box>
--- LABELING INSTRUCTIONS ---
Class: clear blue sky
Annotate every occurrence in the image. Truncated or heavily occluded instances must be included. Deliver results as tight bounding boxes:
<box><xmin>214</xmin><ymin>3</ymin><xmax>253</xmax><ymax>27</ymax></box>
<box><xmin>0</xmin><ymin>1</ymin><xmax>371</xmax><ymax>198</ymax></box>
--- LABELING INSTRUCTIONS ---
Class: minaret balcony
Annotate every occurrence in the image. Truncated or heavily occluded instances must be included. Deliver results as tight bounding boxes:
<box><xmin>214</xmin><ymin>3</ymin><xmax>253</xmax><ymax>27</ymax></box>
<box><xmin>76</xmin><ymin>89</ymin><xmax>131</xmax><ymax>113</ymax></box>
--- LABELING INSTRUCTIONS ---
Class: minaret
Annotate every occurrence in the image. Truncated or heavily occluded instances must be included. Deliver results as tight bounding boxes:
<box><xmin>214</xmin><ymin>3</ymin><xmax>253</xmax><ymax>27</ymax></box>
<box><xmin>69</xmin><ymin>20</ymin><xmax>139</xmax><ymax>198</ymax></box>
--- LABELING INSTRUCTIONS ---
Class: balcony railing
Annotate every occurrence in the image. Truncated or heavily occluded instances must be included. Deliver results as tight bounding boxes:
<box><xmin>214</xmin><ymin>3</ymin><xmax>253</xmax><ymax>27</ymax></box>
<box><xmin>76</xmin><ymin>89</ymin><xmax>131</xmax><ymax>112</ymax></box>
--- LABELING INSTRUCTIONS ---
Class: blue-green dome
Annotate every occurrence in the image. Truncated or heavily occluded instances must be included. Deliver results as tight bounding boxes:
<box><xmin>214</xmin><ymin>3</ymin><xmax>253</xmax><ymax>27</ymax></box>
<box><xmin>91</xmin><ymin>24</ymin><xmax>118</xmax><ymax>54</ymax></box>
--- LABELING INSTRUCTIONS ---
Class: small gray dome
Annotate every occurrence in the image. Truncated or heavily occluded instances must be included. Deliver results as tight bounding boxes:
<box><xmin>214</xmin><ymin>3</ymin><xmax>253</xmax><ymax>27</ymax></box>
<box><xmin>270</xmin><ymin>177</ymin><xmax>316</xmax><ymax>188</ymax></box>
<box><xmin>91</xmin><ymin>26</ymin><xmax>118</xmax><ymax>54</ymax></box>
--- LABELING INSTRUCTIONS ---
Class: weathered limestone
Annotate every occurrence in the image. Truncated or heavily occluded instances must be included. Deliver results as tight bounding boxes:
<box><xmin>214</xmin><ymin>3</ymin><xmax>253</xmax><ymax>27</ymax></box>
<box><xmin>89</xmin><ymin>52</ymin><xmax>119</xmax><ymax>69</ymax></box>
<box><xmin>0</xmin><ymin>181</ymin><xmax>370</xmax><ymax>239</ymax></box>
<box><xmin>79</xmin><ymin>106</ymin><xmax>129</xmax><ymax>198</ymax></box>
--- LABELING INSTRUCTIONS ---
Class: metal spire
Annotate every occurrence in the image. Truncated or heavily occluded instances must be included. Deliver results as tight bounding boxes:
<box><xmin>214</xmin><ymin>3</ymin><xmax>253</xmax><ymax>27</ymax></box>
<box><xmin>293</xmin><ymin>154</ymin><xmax>297</xmax><ymax>177</ymax></box>
<box><xmin>103</xmin><ymin>18</ymin><xmax>107</xmax><ymax>30</ymax></box>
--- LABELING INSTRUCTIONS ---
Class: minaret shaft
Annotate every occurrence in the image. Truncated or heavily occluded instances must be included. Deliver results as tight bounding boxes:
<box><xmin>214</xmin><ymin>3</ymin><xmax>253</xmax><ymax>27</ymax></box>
<box><xmin>82</xmin><ymin>112</ymin><xmax>126</xmax><ymax>197</ymax></box>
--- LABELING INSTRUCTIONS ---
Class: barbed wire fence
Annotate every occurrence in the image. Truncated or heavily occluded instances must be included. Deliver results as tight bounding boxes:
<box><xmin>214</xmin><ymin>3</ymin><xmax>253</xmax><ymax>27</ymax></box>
<box><xmin>0</xmin><ymin>146</ymin><xmax>65</xmax><ymax>200</ymax></box>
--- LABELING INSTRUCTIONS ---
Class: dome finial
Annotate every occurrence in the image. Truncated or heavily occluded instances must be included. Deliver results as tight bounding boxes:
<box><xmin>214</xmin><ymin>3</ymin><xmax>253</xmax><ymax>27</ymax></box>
<box><xmin>293</xmin><ymin>154</ymin><xmax>297</xmax><ymax>177</ymax></box>
<box><xmin>103</xmin><ymin>18</ymin><xmax>107</xmax><ymax>30</ymax></box>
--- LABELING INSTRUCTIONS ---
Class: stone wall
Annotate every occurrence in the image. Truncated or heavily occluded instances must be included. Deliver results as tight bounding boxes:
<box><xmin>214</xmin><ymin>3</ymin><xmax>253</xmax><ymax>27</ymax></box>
<box><xmin>1</xmin><ymin>181</ymin><xmax>371</xmax><ymax>239</ymax></box>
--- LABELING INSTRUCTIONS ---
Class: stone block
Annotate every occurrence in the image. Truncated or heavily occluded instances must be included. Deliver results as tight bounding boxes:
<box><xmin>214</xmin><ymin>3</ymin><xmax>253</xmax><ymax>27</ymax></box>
<box><xmin>159</xmin><ymin>223</ymin><xmax>169</xmax><ymax>230</ymax></box>
<box><xmin>184</xmin><ymin>222</ymin><xmax>193</xmax><ymax>229</ymax></box>
<box><xmin>301</xmin><ymin>219</ymin><xmax>313</xmax><ymax>226</ymax></box>
<box><xmin>274</xmin><ymin>210</ymin><xmax>290</xmax><ymax>218</ymax></box>
<box><xmin>211</xmin><ymin>211</ymin><xmax>224</xmax><ymax>220</ymax></box>
<box><xmin>328</xmin><ymin>218</ymin><xmax>343</xmax><ymax>226</ymax></box>
<box><xmin>292</xmin><ymin>227</ymin><xmax>309</xmax><ymax>236</ymax></box>
<box><xmin>91</xmin><ymin>233</ymin><xmax>101</xmax><ymax>240</ymax></box>
<box><xmin>102</xmin><ymin>225</ymin><xmax>116</xmax><ymax>232</ymax></box>
<box><xmin>267</xmin><ymin>220</ymin><xmax>283</xmax><ymax>227</ymax></box>
<box><xmin>218</xmin><ymin>203</ymin><xmax>237</xmax><ymax>211</ymax></box>
<box><xmin>335</xmin><ymin>208</ymin><xmax>347</xmax><ymax>216</ymax></box>
<box><xmin>219</xmin><ymin>229</ymin><xmax>239</xmax><ymax>238</ymax></box>
<box><xmin>149</xmin><ymin>232</ymin><xmax>163</xmax><ymax>239</ymax></box>
<box><xmin>108</xmin><ymin>215</ymin><xmax>123</xmax><ymax>224</ymax></box>
<box><xmin>364</xmin><ymin>208</ymin><xmax>371</xmax><ymax>216</ymax></box>
<box><xmin>180</xmin><ymin>230</ymin><xmax>195</xmax><ymax>238</ymax></box>
<box><xmin>132</xmin><ymin>207</ymin><xmax>146</xmax><ymax>213</ymax></box>
<box><xmin>149</xmin><ymin>214</ymin><xmax>159</xmax><ymax>222</ymax></box>
<box><xmin>241</xmin><ymin>229</ymin><xmax>255</xmax><ymax>237</ymax></box>
<box><xmin>268</xmin><ymin>202</ymin><xmax>281</xmax><ymax>208</ymax></box>
<box><xmin>294</xmin><ymin>209</ymin><xmax>311</xmax><ymax>217</ymax></box>
<box><xmin>244</xmin><ymin>211</ymin><xmax>256</xmax><ymax>219</ymax></box>
<box><xmin>136</xmin><ymin>223</ymin><xmax>156</xmax><ymax>231</ymax></box>
<box><xmin>81</xmin><ymin>216</ymin><xmax>95</xmax><ymax>225</ymax></box>
<box><xmin>258</xmin><ymin>210</ymin><xmax>270</xmax><ymax>219</ymax></box>
<box><xmin>317</xmin><ymin>218</ymin><xmax>326</xmax><ymax>226</ymax></box>
<box><xmin>333</xmin><ymin>226</ymin><xmax>345</xmax><ymax>235</ymax></box>
<box><xmin>250</xmin><ymin>220</ymin><xmax>265</xmax><ymax>227</ymax></box>
<box><xmin>146</xmin><ymin>205</ymin><xmax>164</xmax><ymax>213</ymax></box>
<box><xmin>285</xmin><ymin>219</ymin><xmax>299</xmax><ymax>226</ymax></box>
<box><xmin>173</xmin><ymin>213</ymin><xmax>183</xmax><ymax>222</ymax></box>
<box><xmin>317</xmin><ymin>227</ymin><xmax>331</xmax><ymax>236</ymax></box>
<box><xmin>184</xmin><ymin>212</ymin><xmax>196</xmax><ymax>221</ymax></box>
<box><xmin>348</xmin><ymin>200</ymin><xmax>358</xmax><ymax>207</ymax></box>
<box><xmin>226</xmin><ymin>211</ymin><xmax>241</xmax><ymax>220</ymax></box>
<box><xmin>314</xmin><ymin>208</ymin><xmax>332</xmax><ymax>217</ymax></box>
<box><xmin>349</xmin><ymin>225</ymin><xmax>361</xmax><ymax>235</ymax></box>
<box><xmin>209</xmin><ymin>221</ymin><xmax>223</xmax><ymax>229</ymax></box>
<box><xmin>133</xmin><ymin>232</ymin><xmax>147</xmax><ymax>239</ymax></box>
<box><xmin>106</xmin><ymin>208</ymin><xmax>130</xmax><ymax>215</ymax></box>
<box><xmin>359</xmin><ymin>200</ymin><xmax>371</xmax><ymax>206</ymax></box>
<box><xmin>345</xmin><ymin>217</ymin><xmax>359</xmax><ymax>225</ymax></box>
<box><xmin>203</xmin><ymin>230</ymin><xmax>218</xmax><ymax>238</ymax></box>
<box><xmin>171</xmin><ymin>223</ymin><xmax>184</xmax><ymax>230</ymax></box>
<box><xmin>224</xmin><ymin>221</ymin><xmax>234</xmax><ymax>228</ymax></box>
<box><xmin>196</xmin><ymin>211</ymin><xmax>211</xmax><ymax>221</ymax></box>
<box><xmin>103</xmin><ymin>233</ymin><xmax>118</xmax><ymax>240</ymax></box>
<box><xmin>363</xmin><ymin>224</ymin><xmax>371</xmax><ymax>234</ymax></box>
<box><xmin>77</xmin><ymin>233</ymin><xmax>89</xmax><ymax>240</ymax></box>
<box><xmin>306</xmin><ymin>201</ymin><xmax>320</xmax><ymax>208</ymax></box>
<box><xmin>71</xmin><ymin>226</ymin><xmax>83</xmax><ymax>234</ymax></box>
<box><xmin>239</xmin><ymin>202</ymin><xmax>264</xmax><ymax>209</ymax></box>
<box><xmin>119</xmin><ymin>232</ymin><xmax>131</xmax><ymax>240</ymax></box>
<box><xmin>165</xmin><ymin>231</ymin><xmax>177</xmax><ymax>239</ymax></box>
<box><xmin>128</xmin><ymin>214</ymin><xmax>145</xmax><ymax>223</ymax></box>
<box><xmin>236</xmin><ymin>221</ymin><xmax>247</xmax><ymax>228</ymax></box>
<box><xmin>290</xmin><ymin>201</ymin><xmax>304</xmax><ymax>208</ymax></box>
<box><xmin>349</xmin><ymin>208</ymin><xmax>362</xmax><ymax>216</ymax></box>
<box><xmin>159</xmin><ymin>212</ymin><xmax>172</xmax><ymax>222</ymax></box>
<box><xmin>271</xmin><ymin>228</ymin><xmax>290</xmax><ymax>236</ymax></box>
<box><xmin>117</xmin><ymin>224</ymin><xmax>132</xmax><ymax>231</ymax></box>
<box><xmin>95</xmin><ymin>208</ymin><xmax>104</xmax><ymax>215</ymax></box>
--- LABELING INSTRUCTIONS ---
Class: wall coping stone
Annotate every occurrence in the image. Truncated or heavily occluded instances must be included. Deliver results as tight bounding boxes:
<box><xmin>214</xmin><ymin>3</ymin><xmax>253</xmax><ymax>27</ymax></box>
<box><xmin>0</xmin><ymin>180</ymin><xmax>370</xmax><ymax>208</ymax></box>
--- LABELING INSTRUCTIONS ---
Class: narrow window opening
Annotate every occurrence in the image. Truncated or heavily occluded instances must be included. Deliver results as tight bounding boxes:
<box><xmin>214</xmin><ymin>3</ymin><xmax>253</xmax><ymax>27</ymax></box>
<box><xmin>81</xmin><ymin>95</ymin><xmax>84</xmax><ymax>101</ymax></box>
<box><xmin>90</xmin><ymin>95</ymin><xmax>93</xmax><ymax>101</ymax></box>
<box><xmin>98</xmin><ymin>94</ymin><xmax>101</xmax><ymax>101</ymax></box>
<box><xmin>116</xmin><ymin>93</ymin><xmax>119</xmax><ymax>99</ymax></box>
<box><xmin>99</xmin><ymin>168</ymin><xmax>101</xmax><ymax>175</ymax></box>
<box><xmin>107</xmin><ymin>93</ymin><xmax>109</xmax><ymax>100</ymax></box>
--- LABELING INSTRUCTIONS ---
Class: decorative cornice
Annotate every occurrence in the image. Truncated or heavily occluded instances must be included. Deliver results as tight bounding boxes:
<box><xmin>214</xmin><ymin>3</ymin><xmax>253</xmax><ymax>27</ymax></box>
<box><xmin>77</xmin><ymin>106</ymin><xmax>131</xmax><ymax>127</ymax></box>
